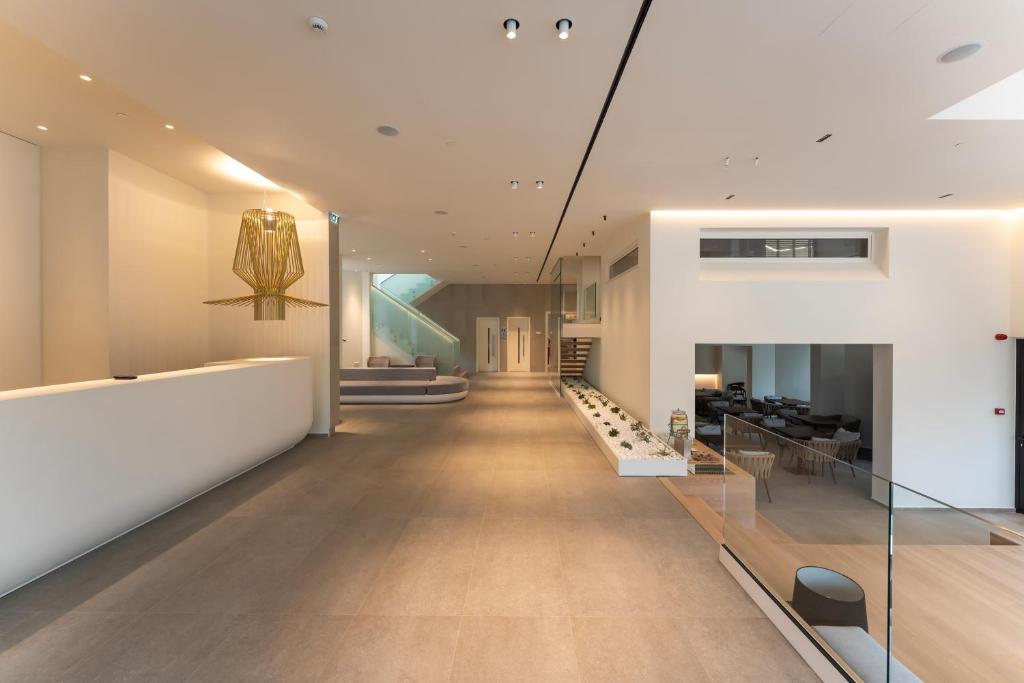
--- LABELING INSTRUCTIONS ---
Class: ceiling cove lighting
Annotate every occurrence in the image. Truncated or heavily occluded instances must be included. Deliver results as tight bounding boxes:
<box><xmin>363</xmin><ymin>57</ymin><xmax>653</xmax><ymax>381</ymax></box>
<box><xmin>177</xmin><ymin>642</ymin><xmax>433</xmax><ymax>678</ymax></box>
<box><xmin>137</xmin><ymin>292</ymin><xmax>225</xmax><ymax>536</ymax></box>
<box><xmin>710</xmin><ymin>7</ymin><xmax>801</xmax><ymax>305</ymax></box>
<box><xmin>203</xmin><ymin>209</ymin><xmax>326</xmax><ymax>320</ymax></box>
<box><xmin>503</xmin><ymin>18</ymin><xmax>519</xmax><ymax>40</ymax></box>
<box><xmin>939</xmin><ymin>42</ymin><xmax>983</xmax><ymax>64</ymax></box>
<box><xmin>556</xmin><ymin>18</ymin><xmax>573</xmax><ymax>40</ymax></box>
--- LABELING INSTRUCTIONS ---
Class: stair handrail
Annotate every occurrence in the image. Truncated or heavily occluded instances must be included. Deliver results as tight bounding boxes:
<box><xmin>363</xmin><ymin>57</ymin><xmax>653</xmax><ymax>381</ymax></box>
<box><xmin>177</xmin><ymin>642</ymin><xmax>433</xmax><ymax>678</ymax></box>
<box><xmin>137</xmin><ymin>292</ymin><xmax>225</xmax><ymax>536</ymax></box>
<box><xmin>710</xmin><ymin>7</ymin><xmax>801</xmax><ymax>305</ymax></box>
<box><xmin>370</xmin><ymin>283</ymin><xmax>459</xmax><ymax>344</ymax></box>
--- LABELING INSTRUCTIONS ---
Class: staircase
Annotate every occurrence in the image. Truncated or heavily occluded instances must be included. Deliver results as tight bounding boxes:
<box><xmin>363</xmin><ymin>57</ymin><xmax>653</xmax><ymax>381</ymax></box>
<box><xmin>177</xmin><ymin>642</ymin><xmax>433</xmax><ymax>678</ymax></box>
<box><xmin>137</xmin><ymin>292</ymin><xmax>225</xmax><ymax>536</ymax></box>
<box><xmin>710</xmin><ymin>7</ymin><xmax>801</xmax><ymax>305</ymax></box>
<box><xmin>560</xmin><ymin>337</ymin><xmax>593</xmax><ymax>377</ymax></box>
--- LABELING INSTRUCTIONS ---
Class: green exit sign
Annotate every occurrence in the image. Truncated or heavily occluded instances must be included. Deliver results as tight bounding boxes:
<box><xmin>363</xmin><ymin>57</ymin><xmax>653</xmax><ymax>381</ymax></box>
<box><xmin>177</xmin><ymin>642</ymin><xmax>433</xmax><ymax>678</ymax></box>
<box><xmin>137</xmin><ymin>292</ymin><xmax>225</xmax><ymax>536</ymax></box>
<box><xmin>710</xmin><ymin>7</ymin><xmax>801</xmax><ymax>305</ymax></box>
<box><xmin>328</xmin><ymin>211</ymin><xmax>340</xmax><ymax>225</ymax></box>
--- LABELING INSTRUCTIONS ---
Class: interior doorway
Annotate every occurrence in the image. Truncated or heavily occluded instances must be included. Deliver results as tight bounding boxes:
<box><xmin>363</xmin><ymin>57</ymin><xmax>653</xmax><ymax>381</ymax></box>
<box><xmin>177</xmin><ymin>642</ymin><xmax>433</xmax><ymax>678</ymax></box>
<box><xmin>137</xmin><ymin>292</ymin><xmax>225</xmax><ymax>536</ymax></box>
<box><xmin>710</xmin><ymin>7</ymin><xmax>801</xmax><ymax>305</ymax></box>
<box><xmin>506</xmin><ymin>317</ymin><xmax>530</xmax><ymax>372</ymax></box>
<box><xmin>475</xmin><ymin>317</ymin><xmax>500</xmax><ymax>372</ymax></box>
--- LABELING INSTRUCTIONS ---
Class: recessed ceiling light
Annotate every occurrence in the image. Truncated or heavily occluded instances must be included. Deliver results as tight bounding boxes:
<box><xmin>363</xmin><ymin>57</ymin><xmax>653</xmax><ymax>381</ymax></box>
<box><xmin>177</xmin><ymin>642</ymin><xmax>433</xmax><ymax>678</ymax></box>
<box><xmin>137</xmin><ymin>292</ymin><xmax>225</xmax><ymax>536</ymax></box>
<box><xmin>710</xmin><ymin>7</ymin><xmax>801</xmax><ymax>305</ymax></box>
<box><xmin>420</xmin><ymin>249</ymin><xmax>426</xmax><ymax>253</ymax></box>
<box><xmin>535</xmin><ymin>180</ymin><xmax>544</xmax><ymax>189</ymax></box>
<box><xmin>938</xmin><ymin>193</ymin><xmax>954</xmax><ymax>199</ymax></box>
<box><xmin>164</xmin><ymin>123</ymin><xmax>175</xmax><ymax>130</ymax></box>
<box><xmin>938</xmin><ymin>42</ymin><xmax>983</xmax><ymax>64</ymax></box>
<box><xmin>503</xmin><ymin>18</ymin><xmax>519</xmax><ymax>40</ymax></box>
<box><xmin>510</xmin><ymin>180</ymin><xmax>520</xmax><ymax>189</ymax></box>
<box><xmin>366</xmin><ymin>257</ymin><xmax>372</xmax><ymax>260</ymax></box>
<box><xmin>36</xmin><ymin>124</ymin><xmax>48</xmax><ymax>131</ymax></box>
<box><xmin>555</xmin><ymin>18</ymin><xmax>572</xmax><ymax>40</ymax></box>
<box><xmin>512</xmin><ymin>231</ymin><xmax>519</xmax><ymax>238</ymax></box>
<box><xmin>350</xmin><ymin>249</ymin><xmax>357</xmax><ymax>253</ymax></box>
<box><xmin>450</xmin><ymin>231</ymin><xmax>457</xmax><ymax>236</ymax></box>
<box><xmin>428</xmin><ymin>258</ymin><xmax>433</xmax><ymax>262</ymax></box>
<box><xmin>529</xmin><ymin>231</ymin><xmax>536</xmax><ymax>237</ymax></box>
<box><xmin>79</xmin><ymin>74</ymin><xmax>93</xmax><ymax>82</ymax></box>
<box><xmin>434</xmin><ymin>210</ymin><xmax>448</xmax><ymax>215</ymax></box>
<box><xmin>376</xmin><ymin>124</ymin><xmax>400</xmax><ymax>137</ymax></box>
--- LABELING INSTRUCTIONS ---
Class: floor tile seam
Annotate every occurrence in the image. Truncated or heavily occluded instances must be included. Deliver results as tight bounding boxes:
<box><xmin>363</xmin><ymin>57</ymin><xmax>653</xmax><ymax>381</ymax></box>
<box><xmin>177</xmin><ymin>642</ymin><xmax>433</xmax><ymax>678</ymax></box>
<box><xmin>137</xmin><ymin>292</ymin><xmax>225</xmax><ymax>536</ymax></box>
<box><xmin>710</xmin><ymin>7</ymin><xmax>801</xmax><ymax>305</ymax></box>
<box><xmin>348</xmin><ymin>514</ymin><xmax>417</xmax><ymax>617</ymax></box>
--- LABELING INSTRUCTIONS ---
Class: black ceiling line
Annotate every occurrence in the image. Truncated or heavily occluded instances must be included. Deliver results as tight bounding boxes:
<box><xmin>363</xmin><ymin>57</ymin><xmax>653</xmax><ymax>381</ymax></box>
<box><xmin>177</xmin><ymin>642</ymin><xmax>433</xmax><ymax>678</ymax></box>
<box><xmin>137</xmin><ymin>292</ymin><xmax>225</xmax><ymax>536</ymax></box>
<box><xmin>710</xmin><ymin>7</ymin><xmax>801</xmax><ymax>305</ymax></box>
<box><xmin>535</xmin><ymin>0</ymin><xmax>654</xmax><ymax>282</ymax></box>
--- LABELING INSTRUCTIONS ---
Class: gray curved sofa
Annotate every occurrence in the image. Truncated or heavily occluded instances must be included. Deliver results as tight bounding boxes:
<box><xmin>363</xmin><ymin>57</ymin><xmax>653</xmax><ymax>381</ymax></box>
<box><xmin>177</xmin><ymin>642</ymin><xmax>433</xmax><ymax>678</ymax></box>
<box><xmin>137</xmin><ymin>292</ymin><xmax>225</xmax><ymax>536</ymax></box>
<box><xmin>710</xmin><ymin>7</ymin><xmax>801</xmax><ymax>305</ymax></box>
<box><xmin>339</xmin><ymin>367</ymin><xmax>468</xmax><ymax>404</ymax></box>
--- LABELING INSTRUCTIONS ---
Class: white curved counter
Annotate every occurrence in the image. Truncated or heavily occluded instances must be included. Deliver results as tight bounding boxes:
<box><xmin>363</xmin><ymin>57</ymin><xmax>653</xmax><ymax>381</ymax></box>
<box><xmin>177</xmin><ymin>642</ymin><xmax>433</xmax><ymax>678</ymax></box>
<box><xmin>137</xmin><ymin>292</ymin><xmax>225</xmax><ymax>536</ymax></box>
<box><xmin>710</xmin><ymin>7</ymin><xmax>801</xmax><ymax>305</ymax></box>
<box><xmin>0</xmin><ymin>357</ymin><xmax>313</xmax><ymax>596</ymax></box>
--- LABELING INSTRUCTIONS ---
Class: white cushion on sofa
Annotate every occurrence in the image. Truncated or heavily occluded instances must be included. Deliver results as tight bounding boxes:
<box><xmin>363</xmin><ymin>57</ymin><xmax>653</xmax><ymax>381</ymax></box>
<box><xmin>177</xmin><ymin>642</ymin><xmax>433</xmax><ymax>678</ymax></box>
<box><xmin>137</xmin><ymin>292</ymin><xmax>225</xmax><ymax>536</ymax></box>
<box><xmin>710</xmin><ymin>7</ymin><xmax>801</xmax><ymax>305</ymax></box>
<box><xmin>834</xmin><ymin>428</ymin><xmax>861</xmax><ymax>443</ymax></box>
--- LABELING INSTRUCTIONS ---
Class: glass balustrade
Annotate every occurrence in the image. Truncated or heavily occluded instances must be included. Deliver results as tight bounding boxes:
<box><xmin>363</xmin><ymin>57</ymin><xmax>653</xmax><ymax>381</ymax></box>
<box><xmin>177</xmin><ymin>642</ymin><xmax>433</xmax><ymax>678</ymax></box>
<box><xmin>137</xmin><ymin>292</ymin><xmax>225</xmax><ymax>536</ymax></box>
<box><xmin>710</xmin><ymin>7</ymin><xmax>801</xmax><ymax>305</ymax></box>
<box><xmin>369</xmin><ymin>284</ymin><xmax>460</xmax><ymax>375</ymax></box>
<box><xmin>375</xmin><ymin>273</ymin><xmax>438</xmax><ymax>304</ymax></box>
<box><xmin>718</xmin><ymin>414</ymin><xmax>1023</xmax><ymax>683</ymax></box>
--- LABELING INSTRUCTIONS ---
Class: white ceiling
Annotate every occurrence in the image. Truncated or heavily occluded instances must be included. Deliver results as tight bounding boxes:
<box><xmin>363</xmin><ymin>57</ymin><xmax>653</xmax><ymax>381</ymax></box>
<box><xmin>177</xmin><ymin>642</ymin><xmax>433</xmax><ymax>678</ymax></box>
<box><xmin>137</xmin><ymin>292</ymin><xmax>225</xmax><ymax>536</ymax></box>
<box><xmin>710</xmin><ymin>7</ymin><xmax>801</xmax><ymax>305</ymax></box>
<box><xmin>0</xmin><ymin>21</ymin><xmax>278</xmax><ymax>193</ymax></box>
<box><xmin>2</xmin><ymin>0</ymin><xmax>1023</xmax><ymax>281</ymax></box>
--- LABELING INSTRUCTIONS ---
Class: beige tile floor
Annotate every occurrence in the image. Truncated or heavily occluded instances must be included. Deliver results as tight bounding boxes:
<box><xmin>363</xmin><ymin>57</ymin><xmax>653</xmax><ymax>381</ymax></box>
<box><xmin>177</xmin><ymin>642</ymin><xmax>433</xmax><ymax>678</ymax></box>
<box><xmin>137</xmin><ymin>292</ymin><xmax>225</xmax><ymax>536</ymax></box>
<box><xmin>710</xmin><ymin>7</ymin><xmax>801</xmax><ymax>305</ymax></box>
<box><xmin>0</xmin><ymin>373</ymin><xmax>815</xmax><ymax>682</ymax></box>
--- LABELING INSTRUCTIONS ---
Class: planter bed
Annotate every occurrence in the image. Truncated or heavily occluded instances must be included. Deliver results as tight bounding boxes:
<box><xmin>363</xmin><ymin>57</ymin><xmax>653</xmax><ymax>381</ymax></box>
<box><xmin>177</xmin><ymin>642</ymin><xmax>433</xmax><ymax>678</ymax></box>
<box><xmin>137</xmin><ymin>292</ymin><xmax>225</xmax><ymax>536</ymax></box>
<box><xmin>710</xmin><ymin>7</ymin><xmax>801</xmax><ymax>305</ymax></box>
<box><xmin>562</xmin><ymin>378</ymin><xmax>686</xmax><ymax>477</ymax></box>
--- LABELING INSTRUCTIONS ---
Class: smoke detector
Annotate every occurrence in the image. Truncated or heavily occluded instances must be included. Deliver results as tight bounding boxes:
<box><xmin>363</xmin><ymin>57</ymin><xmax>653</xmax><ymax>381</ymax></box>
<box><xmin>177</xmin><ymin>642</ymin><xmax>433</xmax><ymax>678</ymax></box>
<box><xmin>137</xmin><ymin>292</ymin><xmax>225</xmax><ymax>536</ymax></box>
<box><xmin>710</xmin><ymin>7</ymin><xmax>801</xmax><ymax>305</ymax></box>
<box><xmin>308</xmin><ymin>16</ymin><xmax>329</xmax><ymax>33</ymax></box>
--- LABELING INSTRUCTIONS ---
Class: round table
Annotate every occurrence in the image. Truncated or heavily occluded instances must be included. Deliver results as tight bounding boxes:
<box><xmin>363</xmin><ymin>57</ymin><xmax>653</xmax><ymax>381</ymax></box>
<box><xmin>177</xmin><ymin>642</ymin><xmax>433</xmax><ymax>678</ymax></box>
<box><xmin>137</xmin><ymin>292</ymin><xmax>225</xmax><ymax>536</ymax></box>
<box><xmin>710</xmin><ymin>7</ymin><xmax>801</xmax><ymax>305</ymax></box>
<box><xmin>791</xmin><ymin>566</ymin><xmax>868</xmax><ymax>631</ymax></box>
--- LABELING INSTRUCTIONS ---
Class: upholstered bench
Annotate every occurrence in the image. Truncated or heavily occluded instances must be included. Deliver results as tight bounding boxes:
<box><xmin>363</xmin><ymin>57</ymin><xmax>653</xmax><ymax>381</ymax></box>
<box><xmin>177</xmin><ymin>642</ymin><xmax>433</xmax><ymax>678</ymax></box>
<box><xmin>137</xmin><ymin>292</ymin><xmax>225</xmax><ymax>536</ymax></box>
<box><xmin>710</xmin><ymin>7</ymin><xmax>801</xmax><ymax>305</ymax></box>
<box><xmin>339</xmin><ymin>367</ymin><xmax>467</xmax><ymax>404</ymax></box>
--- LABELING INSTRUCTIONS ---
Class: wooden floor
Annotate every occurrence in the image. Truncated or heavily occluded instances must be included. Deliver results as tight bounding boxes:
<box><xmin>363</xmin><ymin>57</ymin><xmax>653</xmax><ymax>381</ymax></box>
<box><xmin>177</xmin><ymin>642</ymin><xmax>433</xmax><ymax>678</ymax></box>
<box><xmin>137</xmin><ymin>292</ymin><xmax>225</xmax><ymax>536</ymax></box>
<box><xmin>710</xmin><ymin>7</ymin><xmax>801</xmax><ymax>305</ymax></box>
<box><xmin>0</xmin><ymin>373</ymin><xmax>814</xmax><ymax>682</ymax></box>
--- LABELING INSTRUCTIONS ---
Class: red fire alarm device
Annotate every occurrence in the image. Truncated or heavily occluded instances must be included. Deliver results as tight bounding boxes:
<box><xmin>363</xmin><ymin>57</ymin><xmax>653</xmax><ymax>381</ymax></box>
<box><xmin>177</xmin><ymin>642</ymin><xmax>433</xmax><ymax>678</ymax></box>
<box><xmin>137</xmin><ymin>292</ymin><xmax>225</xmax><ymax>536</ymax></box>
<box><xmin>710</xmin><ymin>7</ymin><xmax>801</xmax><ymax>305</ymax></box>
<box><xmin>995</xmin><ymin>333</ymin><xmax>1009</xmax><ymax>341</ymax></box>
<box><xmin>995</xmin><ymin>408</ymin><xmax>1006</xmax><ymax>415</ymax></box>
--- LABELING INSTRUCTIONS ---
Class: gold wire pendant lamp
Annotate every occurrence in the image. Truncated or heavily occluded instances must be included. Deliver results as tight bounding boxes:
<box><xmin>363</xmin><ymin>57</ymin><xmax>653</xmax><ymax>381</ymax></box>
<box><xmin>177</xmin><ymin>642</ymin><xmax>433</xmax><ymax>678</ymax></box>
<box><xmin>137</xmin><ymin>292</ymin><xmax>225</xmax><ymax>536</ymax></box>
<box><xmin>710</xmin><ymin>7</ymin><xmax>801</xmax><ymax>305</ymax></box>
<box><xmin>204</xmin><ymin>208</ymin><xmax>326</xmax><ymax>320</ymax></box>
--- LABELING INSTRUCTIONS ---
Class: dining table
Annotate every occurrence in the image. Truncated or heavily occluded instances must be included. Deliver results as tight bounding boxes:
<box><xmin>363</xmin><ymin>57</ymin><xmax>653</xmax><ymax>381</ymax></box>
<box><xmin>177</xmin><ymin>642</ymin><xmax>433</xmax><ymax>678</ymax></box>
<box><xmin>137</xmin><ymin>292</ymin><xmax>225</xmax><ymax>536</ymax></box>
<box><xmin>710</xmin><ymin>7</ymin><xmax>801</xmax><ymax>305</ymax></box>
<box><xmin>791</xmin><ymin>414</ymin><xmax>856</xmax><ymax>431</ymax></box>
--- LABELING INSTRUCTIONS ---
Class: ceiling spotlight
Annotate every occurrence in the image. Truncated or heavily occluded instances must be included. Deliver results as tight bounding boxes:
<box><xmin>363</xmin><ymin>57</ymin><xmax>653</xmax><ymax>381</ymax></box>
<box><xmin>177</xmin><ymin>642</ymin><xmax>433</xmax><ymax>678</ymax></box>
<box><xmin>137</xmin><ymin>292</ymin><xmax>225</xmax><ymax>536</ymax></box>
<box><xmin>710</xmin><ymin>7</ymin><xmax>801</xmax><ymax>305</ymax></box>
<box><xmin>164</xmin><ymin>123</ymin><xmax>175</xmax><ymax>130</ymax></box>
<box><xmin>512</xmin><ymin>231</ymin><xmax>519</xmax><ymax>238</ymax></box>
<box><xmin>510</xmin><ymin>180</ymin><xmax>520</xmax><ymax>189</ymax></box>
<box><xmin>79</xmin><ymin>74</ymin><xmax>93</xmax><ymax>82</ymax></box>
<box><xmin>938</xmin><ymin>42</ymin><xmax>983</xmax><ymax>64</ymax></box>
<box><xmin>535</xmin><ymin>180</ymin><xmax>544</xmax><ymax>189</ymax></box>
<box><xmin>724</xmin><ymin>156</ymin><xmax>731</xmax><ymax>167</ymax></box>
<box><xmin>503</xmin><ymin>18</ymin><xmax>519</xmax><ymax>40</ymax></box>
<box><xmin>36</xmin><ymin>124</ymin><xmax>48</xmax><ymax>131</ymax></box>
<box><xmin>376</xmin><ymin>124</ymin><xmax>400</xmax><ymax>137</ymax></box>
<box><xmin>816</xmin><ymin>133</ymin><xmax>833</xmax><ymax>143</ymax></box>
<box><xmin>366</xmin><ymin>257</ymin><xmax>372</xmax><ymax>261</ymax></box>
<box><xmin>529</xmin><ymin>231</ymin><xmax>536</xmax><ymax>237</ymax></box>
<box><xmin>556</xmin><ymin>18</ymin><xmax>573</xmax><ymax>40</ymax></box>
<box><xmin>350</xmin><ymin>249</ymin><xmax>357</xmax><ymax>253</ymax></box>
<box><xmin>420</xmin><ymin>249</ymin><xmax>426</xmax><ymax>253</ymax></box>
<box><xmin>428</xmin><ymin>258</ymin><xmax>433</xmax><ymax>262</ymax></box>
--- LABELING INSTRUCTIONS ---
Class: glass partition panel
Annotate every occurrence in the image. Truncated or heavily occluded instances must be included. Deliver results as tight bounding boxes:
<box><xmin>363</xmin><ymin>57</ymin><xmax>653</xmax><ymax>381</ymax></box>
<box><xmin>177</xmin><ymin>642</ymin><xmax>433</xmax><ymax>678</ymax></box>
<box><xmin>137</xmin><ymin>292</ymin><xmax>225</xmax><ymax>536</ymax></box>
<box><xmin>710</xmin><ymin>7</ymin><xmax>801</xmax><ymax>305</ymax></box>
<box><xmin>547</xmin><ymin>259</ymin><xmax>562</xmax><ymax>393</ymax></box>
<box><xmin>369</xmin><ymin>285</ymin><xmax>460</xmax><ymax>374</ymax></box>
<box><xmin>891</xmin><ymin>484</ymin><xmax>1024</xmax><ymax>682</ymax></box>
<box><xmin>376</xmin><ymin>273</ymin><xmax>438</xmax><ymax>304</ymax></box>
<box><xmin>722</xmin><ymin>415</ymin><xmax>892</xmax><ymax>682</ymax></box>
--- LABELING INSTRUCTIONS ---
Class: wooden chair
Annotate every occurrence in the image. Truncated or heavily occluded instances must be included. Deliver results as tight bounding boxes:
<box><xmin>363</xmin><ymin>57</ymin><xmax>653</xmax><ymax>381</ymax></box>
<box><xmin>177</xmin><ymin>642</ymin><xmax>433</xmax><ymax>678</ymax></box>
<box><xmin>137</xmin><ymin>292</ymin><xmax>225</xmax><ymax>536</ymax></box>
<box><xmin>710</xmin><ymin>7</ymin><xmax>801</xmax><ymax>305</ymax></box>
<box><xmin>835</xmin><ymin>439</ymin><xmax>863</xmax><ymax>477</ymax></box>
<box><xmin>794</xmin><ymin>439</ymin><xmax>841</xmax><ymax>484</ymax></box>
<box><xmin>729</xmin><ymin>449</ymin><xmax>776</xmax><ymax>503</ymax></box>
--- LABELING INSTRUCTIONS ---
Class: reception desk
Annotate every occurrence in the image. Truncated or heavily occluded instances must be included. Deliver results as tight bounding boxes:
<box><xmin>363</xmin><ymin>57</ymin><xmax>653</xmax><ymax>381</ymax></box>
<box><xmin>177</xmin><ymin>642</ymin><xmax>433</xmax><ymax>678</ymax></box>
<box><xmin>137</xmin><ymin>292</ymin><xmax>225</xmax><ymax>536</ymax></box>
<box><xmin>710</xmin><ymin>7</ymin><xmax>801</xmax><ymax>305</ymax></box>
<box><xmin>0</xmin><ymin>357</ymin><xmax>313</xmax><ymax>596</ymax></box>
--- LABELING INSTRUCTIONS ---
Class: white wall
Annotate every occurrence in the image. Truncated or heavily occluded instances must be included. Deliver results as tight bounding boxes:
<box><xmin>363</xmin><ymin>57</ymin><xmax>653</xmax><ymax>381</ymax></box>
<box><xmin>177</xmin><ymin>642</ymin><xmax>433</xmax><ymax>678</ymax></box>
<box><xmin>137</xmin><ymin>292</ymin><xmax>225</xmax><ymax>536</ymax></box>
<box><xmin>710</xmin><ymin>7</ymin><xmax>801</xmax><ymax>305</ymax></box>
<box><xmin>0</xmin><ymin>133</ymin><xmax>40</xmax><ymax>390</ymax></box>
<box><xmin>341</xmin><ymin>269</ymin><xmax>367</xmax><ymax>368</ymax></box>
<box><xmin>649</xmin><ymin>210</ymin><xmax>1017</xmax><ymax>508</ymax></box>
<box><xmin>810</xmin><ymin>344</ymin><xmax>874</xmax><ymax>445</ymax></box>
<box><xmin>721</xmin><ymin>344</ymin><xmax>750</xmax><ymax>390</ymax></box>
<box><xmin>594</xmin><ymin>219</ymin><xmax>651</xmax><ymax>424</ymax></box>
<box><xmin>751</xmin><ymin>344</ymin><xmax>775</xmax><ymax>399</ymax></box>
<box><xmin>775</xmin><ymin>344</ymin><xmax>811</xmax><ymax>399</ymax></box>
<box><xmin>207</xmin><ymin>193</ymin><xmax>332</xmax><ymax>434</ymax></box>
<box><xmin>40</xmin><ymin>147</ymin><xmax>110</xmax><ymax>385</ymax></box>
<box><xmin>108</xmin><ymin>151</ymin><xmax>209</xmax><ymax>376</ymax></box>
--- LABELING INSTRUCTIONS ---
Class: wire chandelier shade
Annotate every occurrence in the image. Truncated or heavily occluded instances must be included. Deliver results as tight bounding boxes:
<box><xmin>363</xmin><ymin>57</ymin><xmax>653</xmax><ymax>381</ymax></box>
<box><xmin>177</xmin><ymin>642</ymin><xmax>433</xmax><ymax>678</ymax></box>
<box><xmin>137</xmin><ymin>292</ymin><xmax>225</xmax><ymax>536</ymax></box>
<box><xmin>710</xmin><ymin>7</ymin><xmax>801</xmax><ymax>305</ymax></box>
<box><xmin>204</xmin><ymin>208</ymin><xmax>327</xmax><ymax>320</ymax></box>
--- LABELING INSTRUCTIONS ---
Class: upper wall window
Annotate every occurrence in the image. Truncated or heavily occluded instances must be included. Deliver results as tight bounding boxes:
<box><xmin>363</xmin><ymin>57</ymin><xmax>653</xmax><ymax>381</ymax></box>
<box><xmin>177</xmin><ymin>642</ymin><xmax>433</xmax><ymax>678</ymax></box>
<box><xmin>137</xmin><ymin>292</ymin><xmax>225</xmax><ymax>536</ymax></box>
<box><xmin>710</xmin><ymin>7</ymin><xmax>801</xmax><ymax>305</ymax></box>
<box><xmin>700</xmin><ymin>236</ymin><xmax>870</xmax><ymax>259</ymax></box>
<box><xmin>609</xmin><ymin>247</ymin><xmax>639</xmax><ymax>279</ymax></box>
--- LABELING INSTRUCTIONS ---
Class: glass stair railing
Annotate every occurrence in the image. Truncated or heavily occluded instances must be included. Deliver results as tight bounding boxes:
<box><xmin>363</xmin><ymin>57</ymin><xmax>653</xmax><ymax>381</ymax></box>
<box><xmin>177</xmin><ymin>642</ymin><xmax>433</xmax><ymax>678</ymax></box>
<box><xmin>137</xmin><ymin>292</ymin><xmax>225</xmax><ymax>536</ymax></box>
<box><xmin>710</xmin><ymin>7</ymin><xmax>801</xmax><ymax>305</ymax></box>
<box><xmin>375</xmin><ymin>273</ymin><xmax>439</xmax><ymax>305</ymax></box>
<box><xmin>369</xmin><ymin>284</ymin><xmax>460</xmax><ymax>374</ymax></box>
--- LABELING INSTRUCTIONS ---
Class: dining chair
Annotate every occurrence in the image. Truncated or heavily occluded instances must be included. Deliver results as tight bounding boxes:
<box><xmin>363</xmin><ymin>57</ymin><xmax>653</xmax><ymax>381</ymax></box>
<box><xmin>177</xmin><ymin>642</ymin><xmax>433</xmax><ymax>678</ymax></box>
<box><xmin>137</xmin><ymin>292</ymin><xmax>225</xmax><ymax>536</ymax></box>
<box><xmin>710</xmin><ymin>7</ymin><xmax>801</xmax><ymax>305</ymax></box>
<box><xmin>795</xmin><ymin>439</ymin><xmax>841</xmax><ymax>484</ymax></box>
<box><xmin>834</xmin><ymin>438</ymin><xmax>863</xmax><ymax>477</ymax></box>
<box><xmin>728</xmin><ymin>449</ymin><xmax>776</xmax><ymax>503</ymax></box>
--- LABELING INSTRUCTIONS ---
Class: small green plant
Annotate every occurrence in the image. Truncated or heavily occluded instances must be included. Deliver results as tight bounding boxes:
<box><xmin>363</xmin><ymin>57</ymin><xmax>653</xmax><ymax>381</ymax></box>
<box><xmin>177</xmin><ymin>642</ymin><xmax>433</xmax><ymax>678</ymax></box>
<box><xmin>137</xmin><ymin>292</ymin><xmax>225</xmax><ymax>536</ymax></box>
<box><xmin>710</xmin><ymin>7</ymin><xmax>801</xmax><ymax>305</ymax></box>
<box><xmin>610</xmin><ymin>407</ymin><xmax>620</xmax><ymax>414</ymax></box>
<box><xmin>638</xmin><ymin>431</ymin><xmax>652</xmax><ymax>443</ymax></box>
<box><xmin>619</xmin><ymin>412</ymin><xmax>628</xmax><ymax>421</ymax></box>
<box><xmin>592</xmin><ymin>412</ymin><xmax>601</xmax><ymax>418</ymax></box>
<box><xmin>608</xmin><ymin>428</ymin><xmax>620</xmax><ymax>437</ymax></box>
<box><xmin>620</xmin><ymin>440</ymin><xmax>633</xmax><ymax>450</ymax></box>
<box><xmin>657</xmin><ymin>446</ymin><xmax>671</xmax><ymax>457</ymax></box>
<box><xmin>603</xmin><ymin>421</ymin><xmax>611</xmax><ymax>426</ymax></box>
<box><xmin>586</xmin><ymin>403</ymin><xmax>596</xmax><ymax>410</ymax></box>
<box><xmin>630</xmin><ymin>420</ymin><xmax>643</xmax><ymax>433</ymax></box>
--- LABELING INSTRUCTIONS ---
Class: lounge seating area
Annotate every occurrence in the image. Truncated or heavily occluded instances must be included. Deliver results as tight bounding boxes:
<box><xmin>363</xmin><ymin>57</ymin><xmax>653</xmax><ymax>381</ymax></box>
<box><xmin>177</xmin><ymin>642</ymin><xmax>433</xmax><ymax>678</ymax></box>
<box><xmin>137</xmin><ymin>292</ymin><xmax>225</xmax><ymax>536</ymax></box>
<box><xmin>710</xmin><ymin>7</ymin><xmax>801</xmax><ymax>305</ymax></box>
<box><xmin>339</xmin><ymin>356</ymin><xmax>469</xmax><ymax>404</ymax></box>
